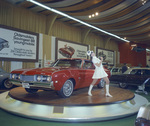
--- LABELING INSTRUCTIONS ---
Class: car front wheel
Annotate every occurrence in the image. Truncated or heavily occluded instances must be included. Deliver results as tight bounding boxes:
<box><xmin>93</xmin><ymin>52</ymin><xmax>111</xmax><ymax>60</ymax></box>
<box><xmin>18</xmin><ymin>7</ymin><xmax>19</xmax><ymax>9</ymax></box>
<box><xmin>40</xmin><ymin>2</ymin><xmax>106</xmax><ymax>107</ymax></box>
<box><xmin>3</xmin><ymin>79</ymin><xmax>13</xmax><ymax>89</ymax></box>
<box><xmin>57</xmin><ymin>79</ymin><xmax>74</xmax><ymax>98</ymax></box>
<box><xmin>119</xmin><ymin>82</ymin><xmax>128</xmax><ymax>89</ymax></box>
<box><xmin>97</xmin><ymin>79</ymin><xmax>105</xmax><ymax>88</ymax></box>
<box><xmin>25</xmin><ymin>88</ymin><xmax>38</xmax><ymax>93</ymax></box>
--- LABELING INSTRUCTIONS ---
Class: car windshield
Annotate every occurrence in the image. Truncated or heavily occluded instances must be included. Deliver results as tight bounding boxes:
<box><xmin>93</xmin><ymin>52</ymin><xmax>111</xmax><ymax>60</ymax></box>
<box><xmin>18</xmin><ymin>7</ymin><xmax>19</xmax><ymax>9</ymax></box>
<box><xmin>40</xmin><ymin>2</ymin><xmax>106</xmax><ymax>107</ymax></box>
<box><xmin>53</xmin><ymin>59</ymin><xmax>82</xmax><ymax>68</ymax></box>
<box><xmin>123</xmin><ymin>68</ymin><xmax>150</xmax><ymax>75</ymax></box>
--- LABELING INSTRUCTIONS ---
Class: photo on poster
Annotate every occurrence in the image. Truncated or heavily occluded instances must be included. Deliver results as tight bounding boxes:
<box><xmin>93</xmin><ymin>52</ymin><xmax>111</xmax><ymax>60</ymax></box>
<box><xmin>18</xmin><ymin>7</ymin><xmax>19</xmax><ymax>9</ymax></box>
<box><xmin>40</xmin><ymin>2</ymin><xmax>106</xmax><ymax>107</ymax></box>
<box><xmin>96</xmin><ymin>47</ymin><xmax>114</xmax><ymax>65</ymax></box>
<box><xmin>56</xmin><ymin>38</ymin><xmax>89</xmax><ymax>60</ymax></box>
<box><xmin>0</xmin><ymin>25</ymin><xmax>39</xmax><ymax>62</ymax></box>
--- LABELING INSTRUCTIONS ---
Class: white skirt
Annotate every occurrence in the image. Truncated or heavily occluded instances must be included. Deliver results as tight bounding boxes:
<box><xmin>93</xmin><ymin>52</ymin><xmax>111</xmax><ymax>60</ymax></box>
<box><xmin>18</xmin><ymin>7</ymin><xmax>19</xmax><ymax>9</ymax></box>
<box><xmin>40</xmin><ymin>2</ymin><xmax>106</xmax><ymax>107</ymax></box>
<box><xmin>92</xmin><ymin>66</ymin><xmax>108</xmax><ymax>79</ymax></box>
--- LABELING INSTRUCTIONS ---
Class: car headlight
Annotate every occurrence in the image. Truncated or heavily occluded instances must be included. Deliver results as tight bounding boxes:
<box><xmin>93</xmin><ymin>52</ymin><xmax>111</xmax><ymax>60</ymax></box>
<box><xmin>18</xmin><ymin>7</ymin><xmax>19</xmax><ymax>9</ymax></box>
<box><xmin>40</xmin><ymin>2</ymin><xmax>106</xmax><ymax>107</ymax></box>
<box><xmin>35</xmin><ymin>75</ymin><xmax>52</xmax><ymax>82</ymax></box>
<box><xmin>37</xmin><ymin>75</ymin><xmax>41</xmax><ymax>81</ymax></box>
<box><xmin>18</xmin><ymin>74</ymin><xmax>21</xmax><ymax>80</ymax></box>
<box><xmin>16</xmin><ymin>74</ymin><xmax>20</xmax><ymax>80</ymax></box>
<box><xmin>12</xmin><ymin>74</ymin><xmax>15</xmax><ymax>79</ymax></box>
<box><xmin>47</xmin><ymin>76</ymin><xmax>51</xmax><ymax>82</ymax></box>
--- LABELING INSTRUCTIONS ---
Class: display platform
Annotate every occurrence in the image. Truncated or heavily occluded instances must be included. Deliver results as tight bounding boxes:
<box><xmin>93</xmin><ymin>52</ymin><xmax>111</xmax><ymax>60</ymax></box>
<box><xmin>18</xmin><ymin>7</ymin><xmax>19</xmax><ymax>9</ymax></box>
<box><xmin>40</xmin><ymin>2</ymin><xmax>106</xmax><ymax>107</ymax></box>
<box><xmin>0</xmin><ymin>87</ymin><xmax>148</xmax><ymax>122</ymax></box>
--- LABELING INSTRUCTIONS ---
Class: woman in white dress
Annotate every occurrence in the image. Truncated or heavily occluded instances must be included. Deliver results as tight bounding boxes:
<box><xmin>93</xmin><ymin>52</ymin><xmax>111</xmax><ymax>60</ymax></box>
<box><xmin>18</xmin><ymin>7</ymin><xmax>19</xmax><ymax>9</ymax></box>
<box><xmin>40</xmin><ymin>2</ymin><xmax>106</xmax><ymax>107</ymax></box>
<box><xmin>87</xmin><ymin>50</ymin><xmax>112</xmax><ymax>97</ymax></box>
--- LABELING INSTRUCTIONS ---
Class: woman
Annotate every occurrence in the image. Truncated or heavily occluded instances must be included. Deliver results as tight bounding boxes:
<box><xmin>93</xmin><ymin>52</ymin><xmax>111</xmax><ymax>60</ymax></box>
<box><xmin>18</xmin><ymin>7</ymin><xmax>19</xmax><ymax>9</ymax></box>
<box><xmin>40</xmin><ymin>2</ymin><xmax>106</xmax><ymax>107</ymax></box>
<box><xmin>87</xmin><ymin>50</ymin><xmax>112</xmax><ymax>97</ymax></box>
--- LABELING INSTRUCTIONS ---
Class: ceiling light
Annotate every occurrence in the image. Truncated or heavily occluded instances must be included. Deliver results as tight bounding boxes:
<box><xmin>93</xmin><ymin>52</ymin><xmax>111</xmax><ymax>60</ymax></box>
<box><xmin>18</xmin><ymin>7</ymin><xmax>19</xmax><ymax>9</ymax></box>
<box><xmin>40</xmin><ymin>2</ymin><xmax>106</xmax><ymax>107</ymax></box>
<box><xmin>26</xmin><ymin>0</ymin><xmax>130</xmax><ymax>43</ymax></box>
<box><xmin>95</xmin><ymin>12</ymin><xmax>99</xmax><ymax>16</ymax></box>
<box><xmin>92</xmin><ymin>14</ymin><xmax>95</xmax><ymax>17</ymax></box>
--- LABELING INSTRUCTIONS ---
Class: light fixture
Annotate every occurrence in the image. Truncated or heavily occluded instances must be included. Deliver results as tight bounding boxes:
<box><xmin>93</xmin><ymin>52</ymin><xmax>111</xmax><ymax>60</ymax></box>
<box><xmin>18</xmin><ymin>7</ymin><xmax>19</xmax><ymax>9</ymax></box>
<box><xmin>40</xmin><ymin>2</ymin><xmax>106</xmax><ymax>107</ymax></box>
<box><xmin>89</xmin><ymin>15</ymin><xmax>91</xmax><ymax>18</ymax></box>
<box><xmin>95</xmin><ymin>12</ymin><xmax>99</xmax><ymax>16</ymax></box>
<box><xmin>88</xmin><ymin>12</ymin><xmax>99</xmax><ymax>18</ymax></box>
<box><xmin>141</xmin><ymin>0</ymin><xmax>147</xmax><ymax>5</ymax></box>
<box><xmin>26</xmin><ymin>0</ymin><xmax>130</xmax><ymax>43</ymax></box>
<box><xmin>92</xmin><ymin>14</ymin><xmax>95</xmax><ymax>17</ymax></box>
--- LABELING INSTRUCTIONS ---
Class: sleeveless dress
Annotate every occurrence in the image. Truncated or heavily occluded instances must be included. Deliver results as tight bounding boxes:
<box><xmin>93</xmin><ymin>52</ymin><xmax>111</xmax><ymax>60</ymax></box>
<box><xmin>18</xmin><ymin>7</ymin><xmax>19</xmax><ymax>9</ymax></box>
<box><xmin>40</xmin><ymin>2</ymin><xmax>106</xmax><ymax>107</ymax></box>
<box><xmin>92</xmin><ymin>56</ymin><xmax>108</xmax><ymax>79</ymax></box>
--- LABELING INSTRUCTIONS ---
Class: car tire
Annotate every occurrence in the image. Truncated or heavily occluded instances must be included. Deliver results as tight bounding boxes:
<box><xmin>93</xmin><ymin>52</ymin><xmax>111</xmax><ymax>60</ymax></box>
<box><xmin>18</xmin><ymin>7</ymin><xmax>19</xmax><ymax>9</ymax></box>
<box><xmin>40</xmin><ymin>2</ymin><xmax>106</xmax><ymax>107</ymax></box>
<box><xmin>57</xmin><ymin>79</ymin><xmax>74</xmax><ymax>98</ymax></box>
<box><xmin>97</xmin><ymin>79</ymin><xmax>105</xmax><ymax>88</ymax></box>
<box><xmin>119</xmin><ymin>82</ymin><xmax>128</xmax><ymax>89</ymax></box>
<box><xmin>2</xmin><ymin>79</ymin><xmax>13</xmax><ymax>89</ymax></box>
<box><xmin>25</xmin><ymin>88</ymin><xmax>38</xmax><ymax>93</ymax></box>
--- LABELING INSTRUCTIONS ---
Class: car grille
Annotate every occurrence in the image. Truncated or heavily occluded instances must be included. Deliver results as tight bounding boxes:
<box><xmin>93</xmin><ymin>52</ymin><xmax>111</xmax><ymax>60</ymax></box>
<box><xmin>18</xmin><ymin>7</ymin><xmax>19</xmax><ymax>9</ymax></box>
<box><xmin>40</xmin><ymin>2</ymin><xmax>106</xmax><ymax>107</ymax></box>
<box><xmin>20</xmin><ymin>75</ymin><xmax>35</xmax><ymax>82</ymax></box>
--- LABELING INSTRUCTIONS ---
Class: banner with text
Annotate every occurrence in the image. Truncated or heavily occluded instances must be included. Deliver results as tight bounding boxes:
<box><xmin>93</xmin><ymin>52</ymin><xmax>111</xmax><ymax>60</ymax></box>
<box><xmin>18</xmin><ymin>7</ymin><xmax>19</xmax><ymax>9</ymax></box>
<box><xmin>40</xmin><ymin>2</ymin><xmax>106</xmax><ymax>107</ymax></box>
<box><xmin>96</xmin><ymin>47</ymin><xmax>114</xmax><ymax>65</ymax></box>
<box><xmin>0</xmin><ymin>25</ymin><xmax>39</xmax><ymax>62</ymax></box>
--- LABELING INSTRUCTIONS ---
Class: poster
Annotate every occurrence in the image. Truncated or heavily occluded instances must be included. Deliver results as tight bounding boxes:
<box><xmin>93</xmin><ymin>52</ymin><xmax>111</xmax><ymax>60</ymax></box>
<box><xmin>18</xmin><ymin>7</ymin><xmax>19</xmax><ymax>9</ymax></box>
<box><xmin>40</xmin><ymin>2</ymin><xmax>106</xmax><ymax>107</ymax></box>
<box><xmin>0</xmin><ymin>25</ymin><xmax>39</xmax><ymax>62</ymax></box>
<box><xmin>96</xmin><ymin>47</ymin><xmax>114</xmax><ymax>65</ymax></box>
<box><xmin>56</xmin><ymin>38</ymin><xmax>89</xmax><ymax>59</ymax></box>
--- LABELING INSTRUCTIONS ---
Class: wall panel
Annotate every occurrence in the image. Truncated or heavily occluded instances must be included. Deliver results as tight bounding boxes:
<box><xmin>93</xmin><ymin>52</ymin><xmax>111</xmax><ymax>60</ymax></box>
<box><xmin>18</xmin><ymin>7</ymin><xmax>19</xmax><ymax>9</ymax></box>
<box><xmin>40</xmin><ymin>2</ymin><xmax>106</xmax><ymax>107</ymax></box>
<box><xmin>0</xmin><ymin>0</ymin><xmax>119</xmax><ymax>72</ymax></box>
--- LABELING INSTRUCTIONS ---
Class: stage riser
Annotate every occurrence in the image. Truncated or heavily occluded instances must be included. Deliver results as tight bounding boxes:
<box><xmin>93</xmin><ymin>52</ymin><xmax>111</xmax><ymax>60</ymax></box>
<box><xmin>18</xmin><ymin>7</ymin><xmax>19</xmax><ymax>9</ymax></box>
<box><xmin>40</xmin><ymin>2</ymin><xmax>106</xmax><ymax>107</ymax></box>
<box><xmin>0</xmin><ymin>91</ymin><xmax>148</xmax><ymax>122</ymax></box>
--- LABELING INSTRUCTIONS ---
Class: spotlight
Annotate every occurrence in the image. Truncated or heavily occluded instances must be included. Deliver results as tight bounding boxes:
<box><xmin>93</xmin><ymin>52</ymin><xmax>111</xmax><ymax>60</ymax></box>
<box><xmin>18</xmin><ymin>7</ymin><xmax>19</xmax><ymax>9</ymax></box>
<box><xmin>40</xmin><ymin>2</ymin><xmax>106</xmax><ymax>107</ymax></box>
<box><xmin>92</xmin><ymin>14</ymin><xmax>95</xmax><ymax>17</ymax></box>
<box><xmin>95</xmin><ymin>12</ymin><xmax>99</xmax><ymax>16</ymax></box>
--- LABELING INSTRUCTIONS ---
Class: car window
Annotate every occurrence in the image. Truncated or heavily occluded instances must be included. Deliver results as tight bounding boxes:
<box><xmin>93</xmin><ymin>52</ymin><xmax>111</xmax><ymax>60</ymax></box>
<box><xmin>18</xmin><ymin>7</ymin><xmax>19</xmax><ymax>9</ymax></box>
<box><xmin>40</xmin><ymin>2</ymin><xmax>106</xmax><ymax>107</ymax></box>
<box><xmin>53</xmin><ymin>59</ymin><xmax>82</xmax><ymax>68</ymax></box>
<box><xmin>112</xmin><ymin>68</ymin><xmax>118</xmax><ymax>72</ymax></box>
<box><xmin>119</xmin><ymin>68</ymin><xmax>122</xmax><ymax>72</ymax></box>
<box><xmin>83</xmin><ymin>60</ymin><xmax>95</xmax><ymax>69</ymax></box>
<box><xmin>143</xmin><ymin>70</ymin><xmax>150</xmax><ymax>75</ymax></box>
<box><xmin>130</xmin><ymin>69</ymin><xmax>141</xmax><ymax>75</ymax></box>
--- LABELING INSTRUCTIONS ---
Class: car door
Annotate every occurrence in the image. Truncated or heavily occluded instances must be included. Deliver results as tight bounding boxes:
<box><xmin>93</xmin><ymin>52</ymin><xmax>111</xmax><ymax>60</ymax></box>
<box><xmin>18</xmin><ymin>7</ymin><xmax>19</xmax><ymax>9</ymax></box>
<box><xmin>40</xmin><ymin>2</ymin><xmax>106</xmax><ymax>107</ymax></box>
<box><xmin>127</xmin><ymin>69</ymin><xmax>142</xmax><ymax>85</ymax></box>
<box><xmin>77</xmin><ymin>60</ymin><xmax>94</xmax><ymax>88</ymax></box>
<box><xmin>140</xmin><ymin>69</ymin><xmax>150</xmax><ymax>84</ymax></box>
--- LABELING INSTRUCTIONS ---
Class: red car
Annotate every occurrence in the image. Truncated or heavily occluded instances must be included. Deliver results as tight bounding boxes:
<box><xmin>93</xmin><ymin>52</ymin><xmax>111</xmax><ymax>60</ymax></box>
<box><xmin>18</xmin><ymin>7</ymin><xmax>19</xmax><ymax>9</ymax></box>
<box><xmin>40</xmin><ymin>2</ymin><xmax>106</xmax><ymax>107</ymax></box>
<box><xmin>9</xmin><ymin>58</ymin><xmax>111</xmax><ymax>98</ymax></box>
<box><xmin>59</xmin><ymin>45</ymin><xmax>75</xmax><ymax>58</ymax></box>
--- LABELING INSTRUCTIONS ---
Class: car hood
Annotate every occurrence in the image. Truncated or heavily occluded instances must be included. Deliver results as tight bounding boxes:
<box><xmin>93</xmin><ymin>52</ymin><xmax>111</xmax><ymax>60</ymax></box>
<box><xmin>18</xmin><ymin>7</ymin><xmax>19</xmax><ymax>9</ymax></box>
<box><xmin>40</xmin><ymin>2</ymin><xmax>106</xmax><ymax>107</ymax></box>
<box><xmin>11</xmin><ymin>67</ymin><xmax>70</xmax><ymax>75</ymax></box>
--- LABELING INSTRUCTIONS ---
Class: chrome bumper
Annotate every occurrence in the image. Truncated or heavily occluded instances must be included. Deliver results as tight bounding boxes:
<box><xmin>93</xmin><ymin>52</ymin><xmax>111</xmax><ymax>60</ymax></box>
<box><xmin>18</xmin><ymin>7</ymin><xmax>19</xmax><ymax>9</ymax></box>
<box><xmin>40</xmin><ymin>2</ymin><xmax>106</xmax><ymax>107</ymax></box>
<box><xmin>9</xmin><ymin>79</ymin><xmax>54</xmax><ymax>89</ymax></box>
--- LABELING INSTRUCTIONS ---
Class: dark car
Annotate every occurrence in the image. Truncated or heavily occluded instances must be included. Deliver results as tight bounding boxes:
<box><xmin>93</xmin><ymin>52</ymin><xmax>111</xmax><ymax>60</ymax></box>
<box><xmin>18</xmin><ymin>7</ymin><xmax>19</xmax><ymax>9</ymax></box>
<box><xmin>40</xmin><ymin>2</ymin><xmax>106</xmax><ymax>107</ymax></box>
<box><xmin>109</xmin><ymin>68</ymin><xmax>150</xmax><ymax>89</ymax></box>
<box><xmin>0</xmin><ymin>68</ymin><xmax>13</xmax><ymax>89</ymax></box>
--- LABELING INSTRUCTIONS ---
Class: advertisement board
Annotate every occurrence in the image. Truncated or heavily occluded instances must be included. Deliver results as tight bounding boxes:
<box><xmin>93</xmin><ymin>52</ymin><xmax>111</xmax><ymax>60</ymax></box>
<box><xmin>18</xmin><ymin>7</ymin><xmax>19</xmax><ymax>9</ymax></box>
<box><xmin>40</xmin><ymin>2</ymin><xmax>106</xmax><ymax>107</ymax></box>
<box><xmin>56</xmin><ymin>38</ymin><xmax>89</xmax><ymax>59</ymax></box>
<box><xmin>0</xmin><ymin>25</ymin><xmax>39</xmax><ymax>62</ymax></box>
<box><xmin>96</xmin><ymin>47</ymin><xmax>114</xmax><ymax>65</ymax></box>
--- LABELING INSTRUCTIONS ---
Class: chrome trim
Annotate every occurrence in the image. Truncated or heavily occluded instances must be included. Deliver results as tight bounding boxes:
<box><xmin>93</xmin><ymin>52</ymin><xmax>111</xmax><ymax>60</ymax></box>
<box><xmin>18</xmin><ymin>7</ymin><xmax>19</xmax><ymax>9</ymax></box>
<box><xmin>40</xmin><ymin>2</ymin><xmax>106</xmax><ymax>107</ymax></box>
<box><xmin>10</xmin><ymin>74</ymin><xmax>52</xmax><ymax>83</ymax></box>
<box><xmin>9</xmin><ymin>79</ymin><xmax>54</xmax><ymax>89</ymax></box>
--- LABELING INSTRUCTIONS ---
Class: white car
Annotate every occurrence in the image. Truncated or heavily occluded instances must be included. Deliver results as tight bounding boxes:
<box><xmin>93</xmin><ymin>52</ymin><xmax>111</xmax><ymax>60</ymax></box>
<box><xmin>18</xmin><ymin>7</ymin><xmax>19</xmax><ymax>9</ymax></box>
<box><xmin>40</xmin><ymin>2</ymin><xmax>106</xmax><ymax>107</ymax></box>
<box><xmin>110</xmin><ymin>67</ymin><xmax>122</xmax><ymax>75</ymax></box>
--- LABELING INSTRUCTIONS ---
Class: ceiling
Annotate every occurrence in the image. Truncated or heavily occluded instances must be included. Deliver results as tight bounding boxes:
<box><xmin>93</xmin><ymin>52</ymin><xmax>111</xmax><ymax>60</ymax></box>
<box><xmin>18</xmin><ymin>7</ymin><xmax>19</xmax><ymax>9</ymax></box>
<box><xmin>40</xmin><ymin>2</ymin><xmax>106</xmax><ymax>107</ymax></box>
<box><xmin>6</xmin><ymin>0</ymin><xmax>150</xmax><ymax>46</ymax></box>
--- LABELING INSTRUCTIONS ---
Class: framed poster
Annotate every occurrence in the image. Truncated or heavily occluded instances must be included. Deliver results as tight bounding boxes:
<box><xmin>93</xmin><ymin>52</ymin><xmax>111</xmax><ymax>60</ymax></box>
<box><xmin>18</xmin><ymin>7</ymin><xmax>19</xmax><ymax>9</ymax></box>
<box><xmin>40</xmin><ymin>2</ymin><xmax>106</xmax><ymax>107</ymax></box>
<box><xmin>0</xmin><ymin>25</ymin><xmax>39</xmax><ymax>62</ymax></box>
<box><xmin>56</xmin><ymin>38</ymin><xmax>89</xmax><ymax>59</ymax></box>
<box><xmin>96</xmin><ymin>47</ymin><xmax>114</xmax><ymax>65</ymax></box>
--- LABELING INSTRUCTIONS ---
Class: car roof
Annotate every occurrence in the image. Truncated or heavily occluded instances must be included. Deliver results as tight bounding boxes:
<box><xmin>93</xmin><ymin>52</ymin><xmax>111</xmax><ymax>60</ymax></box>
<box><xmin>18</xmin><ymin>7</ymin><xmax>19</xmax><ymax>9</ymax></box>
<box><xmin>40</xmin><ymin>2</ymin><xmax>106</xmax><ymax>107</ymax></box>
<box><xmin>130</xmin><ymin>67</ymin><xmax>150</xmax><ymax>70</ymax></box>
<box><xmin>58</xmin><ymin>58</ymin><xmax>90</xmax><ymax>61</ymax></box>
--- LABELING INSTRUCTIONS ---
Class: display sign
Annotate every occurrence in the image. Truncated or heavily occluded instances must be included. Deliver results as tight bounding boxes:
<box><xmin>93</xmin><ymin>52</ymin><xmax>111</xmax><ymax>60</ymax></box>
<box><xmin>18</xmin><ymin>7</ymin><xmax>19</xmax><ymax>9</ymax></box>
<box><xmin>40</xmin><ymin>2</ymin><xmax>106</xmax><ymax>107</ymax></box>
<box><xmin>56</xmin><ymin>38</ymin><xmax>89</xmax><ymax>59</ymax></box>
<box><xmin>0</xmin><ymin>25</ymin><xmax>39</xmax><ymax>62</ymax></box>
<box><xmin>96</xmin><ymin>47</ymin><xmax>114</xmax><ymax>65</ymax></box>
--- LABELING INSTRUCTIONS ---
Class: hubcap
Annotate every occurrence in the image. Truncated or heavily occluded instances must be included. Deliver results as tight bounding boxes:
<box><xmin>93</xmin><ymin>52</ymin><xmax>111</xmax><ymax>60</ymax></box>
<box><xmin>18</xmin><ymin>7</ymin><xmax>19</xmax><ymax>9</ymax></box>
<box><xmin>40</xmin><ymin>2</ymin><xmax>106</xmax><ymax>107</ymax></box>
<box><xmin>63</xmin><ymin>80</ymin><xmax>73</xmax><ymax>96</ymax></box>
